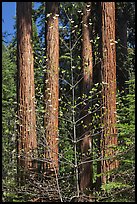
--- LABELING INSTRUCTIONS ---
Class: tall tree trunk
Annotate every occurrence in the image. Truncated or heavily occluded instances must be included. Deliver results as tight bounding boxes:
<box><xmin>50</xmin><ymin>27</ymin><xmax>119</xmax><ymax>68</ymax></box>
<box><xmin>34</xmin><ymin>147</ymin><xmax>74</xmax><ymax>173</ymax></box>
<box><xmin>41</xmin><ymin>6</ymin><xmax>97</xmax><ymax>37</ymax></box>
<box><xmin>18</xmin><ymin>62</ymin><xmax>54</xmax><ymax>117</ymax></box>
<box><xmin>17</xmin><ymin>2</ymin><xmax>37</xmax><ymax>183</ymax></box>
<box><xmin>92</xmin><ymin>3</ymin><xmax>102</xmax><ymax>190</ymax></box>
<box><xmin>99</xmin><ymin>2</ymin><xmax>118</xmax><ymax>185</ymax></box>
<box><xmin>44</xmin><ymin>2</ymin><xmax>59</xmax><ymax>174</ymax></box>
<box><xmin>80</xmin><ymin>2</ymin><xmax>93</xmax><ymax>193</ymax></box>
<box><xmin>116</xmin><ymin>5</ymin><xmax>128</xmax><ymax>92</ymax></box>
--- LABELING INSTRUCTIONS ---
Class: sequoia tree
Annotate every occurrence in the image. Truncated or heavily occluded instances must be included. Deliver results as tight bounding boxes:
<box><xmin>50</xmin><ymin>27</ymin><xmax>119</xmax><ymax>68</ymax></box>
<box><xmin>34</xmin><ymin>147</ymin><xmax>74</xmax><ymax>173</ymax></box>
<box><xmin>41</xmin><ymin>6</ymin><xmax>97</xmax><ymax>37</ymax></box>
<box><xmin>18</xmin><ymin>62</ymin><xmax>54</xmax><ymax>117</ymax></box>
<box><xmin>80</xmin><ymin>2</ymin><xmax>93</xmax><ymax>192</ymax></box>
<box><xmin>99</xmin><ymin>2</ymin><xmax>118</xmax><ymax>185</ymax></box>
<box><xmin>17</xmin><ymin>2</ymin><xmax>37</xmax><ymax>183</ymax></box>
<box><xmin>44</xmin><ymin>2</ymin><xmax>59</xmax><ymax>174</ymax></box>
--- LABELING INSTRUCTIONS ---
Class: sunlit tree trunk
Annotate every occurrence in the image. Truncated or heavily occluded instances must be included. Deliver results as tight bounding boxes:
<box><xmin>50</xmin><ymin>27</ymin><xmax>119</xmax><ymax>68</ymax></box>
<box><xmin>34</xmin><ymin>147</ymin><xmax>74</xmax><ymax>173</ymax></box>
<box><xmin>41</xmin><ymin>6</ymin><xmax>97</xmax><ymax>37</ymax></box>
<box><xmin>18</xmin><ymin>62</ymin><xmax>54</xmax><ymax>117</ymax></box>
<box><xmin>44</xmin><ymin>2</ymin><xmax>59</xmax><ymax>174</ymax></box>
<box><xmin>17</xmin><ymin>2</ymin><xmax>37</xmax><ymax>183</ymax></box>
<box><xmin>99</xmin><ymin>2</ymin><xmax>118</xmax><ymax>185</ymax></box>
<box><xmin>80</xmin><ymin>2</ymin><xmax>93</xmax><ymax>193</ymax></box>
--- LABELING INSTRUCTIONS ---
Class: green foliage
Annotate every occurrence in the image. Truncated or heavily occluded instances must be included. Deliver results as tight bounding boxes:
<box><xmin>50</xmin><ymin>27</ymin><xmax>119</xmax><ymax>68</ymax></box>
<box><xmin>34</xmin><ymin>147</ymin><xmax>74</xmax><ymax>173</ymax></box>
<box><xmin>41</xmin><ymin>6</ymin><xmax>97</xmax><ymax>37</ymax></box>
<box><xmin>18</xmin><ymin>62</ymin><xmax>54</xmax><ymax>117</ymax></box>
<box><xmin>102</xmin><ymin>181</ymin><xmax>131</xmax><ymax>192</ymax></box>
<box><xmin>97</xmin><ymin>77</ymin><xmax>135</xmax><ymax>202</ymax></box>
<box><xmin>2</xmin><ymin>43</ymin><xmax>17</xmax><ymax>202</ymax></box>
<box><xmin>117</xmin><ymin>77</ymin><xmax>135</xmax><ymax>149</ymax></box>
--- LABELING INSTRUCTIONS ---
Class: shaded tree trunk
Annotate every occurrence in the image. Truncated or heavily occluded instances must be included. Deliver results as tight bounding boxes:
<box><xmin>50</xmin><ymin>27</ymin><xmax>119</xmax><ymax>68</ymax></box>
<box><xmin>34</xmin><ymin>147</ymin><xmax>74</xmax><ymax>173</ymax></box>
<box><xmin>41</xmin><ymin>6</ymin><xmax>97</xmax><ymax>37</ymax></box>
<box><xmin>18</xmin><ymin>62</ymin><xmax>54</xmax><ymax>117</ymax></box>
<box><xmin>99</xmin><ymin>2</ymin><xmax>119</xmax><ymax>185</ymax></box>
<box><xmin>116</xmin><ymin>4</ymin><xmax>128</xmax><ymax>92</ymax></box>
<box><xmin>17</xmin><ymin>2</ymin><xmax>37</xmax><ymax>184</ymax></box>
<box><xmin>80</xmin><ymin>2</ymin><xmax>93</xmax><ymax>193</ymax></box>
<box><xmin>92</xmin><ymin>2</ymin><xmax>102</xmax><ymax>190</ymax></box>
<box><xmin>44</xmin><ymin>2</ymin><xmax>59</xmax><ymax>174</ymax></box>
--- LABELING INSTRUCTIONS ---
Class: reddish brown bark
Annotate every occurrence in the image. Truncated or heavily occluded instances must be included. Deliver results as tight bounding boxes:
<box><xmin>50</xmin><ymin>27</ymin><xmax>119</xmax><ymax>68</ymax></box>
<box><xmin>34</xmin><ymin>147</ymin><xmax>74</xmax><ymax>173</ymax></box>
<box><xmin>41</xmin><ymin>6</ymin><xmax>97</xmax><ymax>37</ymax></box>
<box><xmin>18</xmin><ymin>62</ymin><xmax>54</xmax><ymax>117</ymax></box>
<box><xmin>17</xmin><ymin>2</ymin><xmax>37</xmax><ymax>182</ymax></box>
<box><xmin>100</xmin><ymin>2</ymin><xmax>118</xmax><ymax>184</ymax></box>
<box><xmin>44</xmin><ymin>2</ymin><xmax>59</xmax><ymax>174</ymax></box>
<box><xmin>80</xmin><ymin>2</ymin><xmax>93</xmax><ymax>193</ymax></box>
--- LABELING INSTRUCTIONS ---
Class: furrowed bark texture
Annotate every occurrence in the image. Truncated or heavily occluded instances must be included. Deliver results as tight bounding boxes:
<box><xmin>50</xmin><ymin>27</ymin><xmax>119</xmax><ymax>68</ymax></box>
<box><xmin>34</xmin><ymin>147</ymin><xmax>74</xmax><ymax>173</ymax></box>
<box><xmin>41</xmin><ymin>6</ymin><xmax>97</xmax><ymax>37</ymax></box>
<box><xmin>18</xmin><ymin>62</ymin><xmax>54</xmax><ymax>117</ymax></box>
<box><xmin>44</xmin><ymin>2</ymin><xmax>59</xmax><ymax>173</ymax></box>
<box><xmin>17</xmin><ymin>2</ymin><xmax>37</xmax><ymax>182</ymax></box>
<box><xmin>80</xmin><ymin>2</ymin><xmax>93</xmax><ymax>192</ymax></box>
<box><xmin>100</xmin><ymin>2</ymin><xmax>118</xmax><ymax>184</ymax></box>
